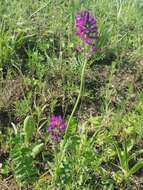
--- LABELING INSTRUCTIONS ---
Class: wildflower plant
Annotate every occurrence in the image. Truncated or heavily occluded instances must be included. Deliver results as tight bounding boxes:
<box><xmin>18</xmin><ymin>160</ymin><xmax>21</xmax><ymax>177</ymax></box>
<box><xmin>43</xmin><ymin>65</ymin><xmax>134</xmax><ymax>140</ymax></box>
<box><xmin>48</xmin><ymin>10</ymin><xmax>98</xmax><ymax>142</ymax></box>
<box><xmin>66</xmin><ymin>10</ymin><xmax>98</xmax><ymax>134</ymax></box>
<box><xmin>52</xmin><ymin>10</ymin><xmax>99</xmax><ymax>185</ymax></box>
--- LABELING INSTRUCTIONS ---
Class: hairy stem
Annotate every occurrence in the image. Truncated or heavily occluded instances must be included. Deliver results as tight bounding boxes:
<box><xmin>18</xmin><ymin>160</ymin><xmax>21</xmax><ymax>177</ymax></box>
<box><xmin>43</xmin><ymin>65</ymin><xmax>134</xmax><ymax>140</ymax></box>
<box><xmin>54</xmin><ymin>58</ymin><xmax>87</xmax><ymax>183</ymax></box>
<box><xmin>64</xmin><ymin>58</ymin><xmax>87</xmax><ymax>139</ymax></box>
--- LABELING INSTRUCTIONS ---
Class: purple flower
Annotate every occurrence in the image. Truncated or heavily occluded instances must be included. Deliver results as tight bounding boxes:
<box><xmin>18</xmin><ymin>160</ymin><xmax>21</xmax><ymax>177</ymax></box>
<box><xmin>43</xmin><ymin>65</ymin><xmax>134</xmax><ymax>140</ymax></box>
<box><xmin>75</xmin><ymin>10</ymin><xmax>98</xmax><ymax>53</ymax></box>
<box><xmin>48</xmin><ymin>115</ymin><xmax>66</xmax><ymax>143</ymax></box>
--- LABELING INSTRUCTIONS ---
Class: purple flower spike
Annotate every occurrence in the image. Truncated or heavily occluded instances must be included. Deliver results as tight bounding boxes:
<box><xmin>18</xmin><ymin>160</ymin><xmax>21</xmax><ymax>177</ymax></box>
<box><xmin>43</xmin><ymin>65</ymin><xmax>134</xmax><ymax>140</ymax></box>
<box><xmin>48</xmin><ymin>115</ymin><xmax>67</xmax><ymax>143</ymax></box>
<box><xmin>75</xmin><ymin>10</ymin><xmax>98</xmax><ymax>53</ymax></box>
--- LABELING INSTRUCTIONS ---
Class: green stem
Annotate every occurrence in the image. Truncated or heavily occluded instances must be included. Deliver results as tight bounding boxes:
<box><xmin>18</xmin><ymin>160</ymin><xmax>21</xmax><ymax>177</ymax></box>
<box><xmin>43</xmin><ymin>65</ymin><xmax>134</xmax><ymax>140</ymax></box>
<box><xmin>54</xmin><ymin>58</ymin><xmax>87</xmax><ymax>183</ymax></box>
<box><xmin>64</xmin><ymin>58</ymin><xmax>87</xmax><ymax>139</ymax></box>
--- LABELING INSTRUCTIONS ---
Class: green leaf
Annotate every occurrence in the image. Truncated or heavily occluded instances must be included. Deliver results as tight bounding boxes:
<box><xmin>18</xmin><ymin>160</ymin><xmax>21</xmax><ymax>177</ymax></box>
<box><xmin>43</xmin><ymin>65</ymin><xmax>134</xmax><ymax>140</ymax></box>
<box><xmin>10</xmin><ymin>144</ymin><xmax>37</xmax><ymax>187</ymax></box>
<box><xmin>123</xmin><ymin>141</ymin><xmax>129</xmax><ymax>172</ymax></box>
<box><xmin>114</xmin><ymin>141</ymin><xmax>124</xmax><ymax>168</ymax></box>
<box><xmin>31</xmin><ymin>143</ymin><xmax>44</xmax><ymax>158</ymax></box>
<box><xmin>126</xmin><ymin>139</ymin><xmax>134</xmax><ymax>152</ymax></box>
<box><xmin>23</xmin><ymin>116</ymin><xmax>35</xmax><ymax>144</ymax></box>
<box><xmin>128</xmin><ymin>160</ymin><xmax>143</xmax><ymax>177</ymax></box>
<box><xmin>64</xmin><ymin>117</ymin><xmax>77</xmax><ymax>140</ymax></box>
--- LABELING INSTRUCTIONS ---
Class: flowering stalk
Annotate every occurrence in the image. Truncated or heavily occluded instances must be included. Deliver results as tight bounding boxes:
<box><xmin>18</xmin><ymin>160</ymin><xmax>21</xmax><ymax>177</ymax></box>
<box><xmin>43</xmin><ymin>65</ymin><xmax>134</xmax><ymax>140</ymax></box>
<box><xmin>65</xmin><ymin>10</ymin><xmax>98</xmax><ymax>138</ymax></box>
<box><xmin>67</xmin><ymin>57</ymin><xmax>87</xmax><ymax>127</ymax></box>
<box><xmin>54</xmin><ymin>10</ymin><xmax>98</xmax><ymax>183</ymax></box>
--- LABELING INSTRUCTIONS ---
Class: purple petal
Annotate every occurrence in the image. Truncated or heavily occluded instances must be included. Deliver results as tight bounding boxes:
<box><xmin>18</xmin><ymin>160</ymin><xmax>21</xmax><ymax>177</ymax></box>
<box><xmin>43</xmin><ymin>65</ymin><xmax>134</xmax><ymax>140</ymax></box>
<box><xmin>90</xmin><ymin>24</ymin><xmax>96</xmax><ymax>29</ymax></box>
<box><xmin>84</xmin><ymin>38</ymin><xmax>93</xmax><ymax>45</ymax></box>
<box><xmin>89</xmin><ymin>17</ymin><xmax>96</xmax><ymax>25</ymax></box>
<box><xmin>91</xmin><ymin>46</ymin><xmax>96</xmax><ymax>53</ymax></box>
<box><xmin>50</xmin><ymin>115</ymin><xmax>56</xmax><ymax>122</ymax></box>
<box><xmin>60</xmin><ymin>123</ymin><xmax>66</xmax><ymax>131</ymax></box>
<box><xmin>57</xmin><ymin>115</ymin><xmax>62</xmax><ymax>124</ymax></box>
<box><xmin>84</xmin><ymin>11</ymin><xmax>90</xmax><ymax>24</ymax></box>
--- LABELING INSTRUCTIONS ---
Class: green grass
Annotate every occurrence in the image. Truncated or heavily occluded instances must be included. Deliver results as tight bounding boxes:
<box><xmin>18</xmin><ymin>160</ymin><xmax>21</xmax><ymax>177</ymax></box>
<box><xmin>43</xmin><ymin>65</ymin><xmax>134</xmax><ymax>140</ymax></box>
<box><xmin>0</xmin><ymin>0</ymin><xmax>143</xmax><ymax>189</ymax></box>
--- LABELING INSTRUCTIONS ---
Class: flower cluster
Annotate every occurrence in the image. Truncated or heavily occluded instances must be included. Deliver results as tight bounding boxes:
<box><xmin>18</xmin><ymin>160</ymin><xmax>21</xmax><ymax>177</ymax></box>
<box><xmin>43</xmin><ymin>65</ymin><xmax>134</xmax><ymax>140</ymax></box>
<box><xmin>75</xmin><ymin>10</ymin><xmax>98</xmax><ymax>53</ymax></box>
<box><xmin>48</xmin><ymin>115</ymin><xmax>66</xmax><ymax>142</ymax></box>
